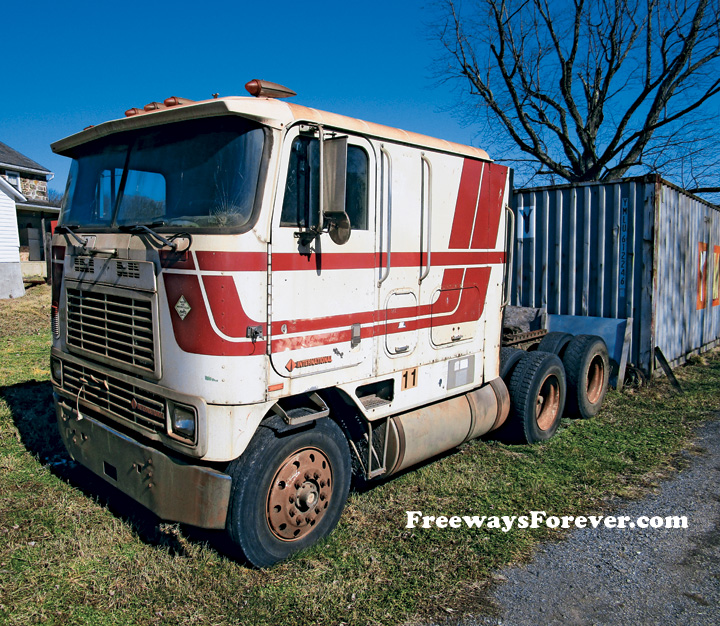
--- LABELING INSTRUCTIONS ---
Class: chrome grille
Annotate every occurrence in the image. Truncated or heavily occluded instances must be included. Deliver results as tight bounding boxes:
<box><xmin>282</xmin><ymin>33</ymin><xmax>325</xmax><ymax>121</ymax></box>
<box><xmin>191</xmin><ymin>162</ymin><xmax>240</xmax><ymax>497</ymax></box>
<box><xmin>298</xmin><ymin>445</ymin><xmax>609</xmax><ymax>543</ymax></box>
<box><xmin>62</xmin><ymin>361</ymin><xmax>166</xmax><ymax>434</ymax></box>
<box><xmin>66</xmin><ymin>287</ymin><xmax>155</xmax><ymax>373</ymax></box>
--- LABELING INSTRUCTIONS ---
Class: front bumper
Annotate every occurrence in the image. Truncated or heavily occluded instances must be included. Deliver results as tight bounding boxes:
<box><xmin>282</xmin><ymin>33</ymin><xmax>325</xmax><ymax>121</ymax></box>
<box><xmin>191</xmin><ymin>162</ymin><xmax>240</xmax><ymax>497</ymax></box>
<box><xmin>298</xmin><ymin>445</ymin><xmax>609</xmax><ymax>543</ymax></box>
<box><xmin>56</xmin><ymin>395</ymin><xmax>231</xmax><ymax>529</ymax></box>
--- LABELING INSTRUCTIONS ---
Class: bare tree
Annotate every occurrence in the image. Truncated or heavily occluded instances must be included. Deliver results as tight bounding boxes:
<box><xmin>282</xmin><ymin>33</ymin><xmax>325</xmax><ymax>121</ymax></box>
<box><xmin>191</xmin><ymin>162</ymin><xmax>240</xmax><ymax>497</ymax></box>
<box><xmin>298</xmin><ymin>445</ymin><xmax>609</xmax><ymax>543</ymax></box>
<box><xmin>434</xmin><ymin>0</ymin><xmax>720</xmax><ymax>195</ymax></box>
<box><xmin>47</xmin><ymin>189</ymin><xmax>64</xmax><ymax>207</ymax></box>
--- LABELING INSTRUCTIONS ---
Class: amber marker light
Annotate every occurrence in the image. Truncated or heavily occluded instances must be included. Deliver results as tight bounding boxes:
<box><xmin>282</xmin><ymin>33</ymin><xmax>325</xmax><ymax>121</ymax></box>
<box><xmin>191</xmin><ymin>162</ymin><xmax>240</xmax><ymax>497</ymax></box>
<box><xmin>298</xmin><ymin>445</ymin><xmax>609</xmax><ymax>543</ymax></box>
<box><xmin>143</xmin><ymin>101</ymin><xmax>166</xmax><ymax>111</ymax></box>
<box><xmin>164</xmin><ymin>96</ymin><xmax>195</xmax><ymax>107</ymax></box>
<box><xmin>244</xmin><ymin>79</ymin><xmax>297</xmax><ymax>99</ymax></box>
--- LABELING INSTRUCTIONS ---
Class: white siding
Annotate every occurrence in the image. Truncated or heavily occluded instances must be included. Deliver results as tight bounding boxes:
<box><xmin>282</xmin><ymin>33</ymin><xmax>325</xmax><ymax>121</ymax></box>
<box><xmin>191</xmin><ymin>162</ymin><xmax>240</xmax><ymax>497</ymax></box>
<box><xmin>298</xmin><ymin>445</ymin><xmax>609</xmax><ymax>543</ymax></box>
<box><xmin>0</xmin><ymin>190</ymin><xmax>21</xmax><ymax>264</ymax></box>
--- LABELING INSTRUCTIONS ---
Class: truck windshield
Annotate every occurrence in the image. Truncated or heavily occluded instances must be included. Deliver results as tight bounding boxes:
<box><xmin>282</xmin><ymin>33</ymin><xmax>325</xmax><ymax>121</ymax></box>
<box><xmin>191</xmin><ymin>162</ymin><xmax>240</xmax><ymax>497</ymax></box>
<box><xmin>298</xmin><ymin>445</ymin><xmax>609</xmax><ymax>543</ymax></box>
<box><xmin>60</xmin><ymin>116</ymin><xmax>266</xmax><ymax>231</ymax></box>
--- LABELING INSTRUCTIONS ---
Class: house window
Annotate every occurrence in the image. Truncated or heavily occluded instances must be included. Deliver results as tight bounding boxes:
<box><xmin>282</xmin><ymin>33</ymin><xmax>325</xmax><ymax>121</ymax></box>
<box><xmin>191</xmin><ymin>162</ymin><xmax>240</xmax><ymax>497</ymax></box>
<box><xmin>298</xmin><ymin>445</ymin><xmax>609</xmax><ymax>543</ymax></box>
<box><xmin>5</xmin><ymin>171</ymin><xmax>21</xmax><ymax>191</ymax></box>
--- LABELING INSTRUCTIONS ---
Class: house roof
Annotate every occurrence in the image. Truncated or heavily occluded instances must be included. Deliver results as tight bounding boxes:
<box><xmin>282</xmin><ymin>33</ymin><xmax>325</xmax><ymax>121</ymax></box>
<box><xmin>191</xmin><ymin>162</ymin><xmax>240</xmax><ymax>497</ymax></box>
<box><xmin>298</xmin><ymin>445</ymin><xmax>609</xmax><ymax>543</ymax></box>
<box><xmin>0</xmin><ymin>141</ymin><xmax>52</xmax><ymax>176</ymax></box>
<box><xmin>16</xmin><ymin>198</ymin><xmax>60</xmax><ymax>214</ymax></box>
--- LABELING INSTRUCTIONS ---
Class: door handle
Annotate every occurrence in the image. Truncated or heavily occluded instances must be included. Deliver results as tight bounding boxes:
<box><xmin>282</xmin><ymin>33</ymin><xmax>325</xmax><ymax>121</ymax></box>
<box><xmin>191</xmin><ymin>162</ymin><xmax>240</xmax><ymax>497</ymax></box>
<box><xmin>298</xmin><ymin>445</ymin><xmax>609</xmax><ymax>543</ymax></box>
<box><xmin>378</xmin><ymin>145</ymin><xmax>393</xmax><ymax>286</ymax></box>
<box><xmin>419</xmin><ymin>153</ymin><xmax>432</xmax><ymax>283</ymax></box>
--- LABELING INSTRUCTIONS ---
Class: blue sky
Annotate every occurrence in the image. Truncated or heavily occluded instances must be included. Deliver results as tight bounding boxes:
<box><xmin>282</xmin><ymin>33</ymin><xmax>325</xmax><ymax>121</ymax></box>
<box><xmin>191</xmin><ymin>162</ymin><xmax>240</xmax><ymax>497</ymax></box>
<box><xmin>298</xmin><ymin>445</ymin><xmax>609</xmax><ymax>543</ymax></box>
<box><xmin>0</xmin><ymin>1</ymin><xmax>475</xmax><ymax>195</ymax></box>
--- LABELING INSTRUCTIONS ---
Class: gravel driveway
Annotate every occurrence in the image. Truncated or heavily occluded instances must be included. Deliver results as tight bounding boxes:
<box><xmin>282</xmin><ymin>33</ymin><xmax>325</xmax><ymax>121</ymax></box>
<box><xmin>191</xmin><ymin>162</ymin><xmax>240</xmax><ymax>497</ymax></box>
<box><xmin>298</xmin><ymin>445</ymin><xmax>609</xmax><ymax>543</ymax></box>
<box><xmin>446</xmin><ymin>418</ymin><xmax>720</xmax><ymax>626</ymax></box>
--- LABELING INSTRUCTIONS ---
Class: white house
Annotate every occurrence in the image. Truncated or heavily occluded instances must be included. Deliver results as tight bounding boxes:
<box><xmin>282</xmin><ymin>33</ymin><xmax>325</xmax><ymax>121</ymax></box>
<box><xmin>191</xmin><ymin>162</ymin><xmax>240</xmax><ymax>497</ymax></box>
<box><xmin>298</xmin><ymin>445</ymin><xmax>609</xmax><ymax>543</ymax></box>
<box><xmin>0</xmin><ymin>176</ymin><xmax>26</xmax><ymax>298</ymax></box>
<box><xmin>0</xmin><ymin>141</ymin><xmax>59</xmax><ymax>290</ymax></box>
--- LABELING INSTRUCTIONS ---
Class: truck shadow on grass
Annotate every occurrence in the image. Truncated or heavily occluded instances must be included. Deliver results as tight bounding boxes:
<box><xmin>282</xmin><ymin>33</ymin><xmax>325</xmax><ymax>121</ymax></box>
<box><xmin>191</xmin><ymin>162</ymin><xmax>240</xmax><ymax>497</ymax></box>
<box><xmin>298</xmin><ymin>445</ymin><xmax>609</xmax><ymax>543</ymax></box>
<box><xmin>1</xmin><ymin>379</ymin><xmax>214</xmax><ymax>558</ymax></box>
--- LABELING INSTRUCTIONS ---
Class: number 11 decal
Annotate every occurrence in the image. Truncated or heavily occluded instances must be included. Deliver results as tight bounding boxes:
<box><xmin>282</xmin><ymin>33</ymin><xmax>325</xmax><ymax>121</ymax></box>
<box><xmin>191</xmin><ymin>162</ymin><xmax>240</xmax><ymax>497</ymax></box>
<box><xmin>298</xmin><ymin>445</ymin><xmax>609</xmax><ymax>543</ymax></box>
<box><xmin>401</xmin><ymin>367</ymin><xmax>418</xmax><ymax>390</ymax></box>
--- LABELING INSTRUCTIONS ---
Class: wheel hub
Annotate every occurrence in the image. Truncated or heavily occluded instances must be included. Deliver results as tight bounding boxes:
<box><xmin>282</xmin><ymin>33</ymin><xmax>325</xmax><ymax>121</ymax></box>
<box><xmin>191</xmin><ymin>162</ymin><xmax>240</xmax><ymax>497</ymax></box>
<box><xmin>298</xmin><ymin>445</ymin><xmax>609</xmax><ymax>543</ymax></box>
<box><xmin>586</xmin><ymin>356</ymin><xmax>605</xmax><ymax>404</ymax></box>
<box><xmin>535</xmin><ymin>374</ymin><xmax>561</xmax><ymax>431</ymax></box>
<box><xmin>266</xmin><ymin>447</ymin><xmax>333</xmax><ymax>541</ymax></box>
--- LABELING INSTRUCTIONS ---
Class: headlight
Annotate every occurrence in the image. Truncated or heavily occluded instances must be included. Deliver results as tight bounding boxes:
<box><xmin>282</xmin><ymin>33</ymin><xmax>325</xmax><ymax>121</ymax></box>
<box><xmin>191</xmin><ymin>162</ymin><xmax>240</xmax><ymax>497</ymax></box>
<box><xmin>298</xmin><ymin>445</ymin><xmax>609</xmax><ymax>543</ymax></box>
<box><xmin>170</xmin><ymin>404</ymin><xmax>197</xmax><ymax>442</ymax></box>
<box><xmin>51</xmin><ymin>357</ymin><xmax>63</xmax><ymax>385</ymax></box>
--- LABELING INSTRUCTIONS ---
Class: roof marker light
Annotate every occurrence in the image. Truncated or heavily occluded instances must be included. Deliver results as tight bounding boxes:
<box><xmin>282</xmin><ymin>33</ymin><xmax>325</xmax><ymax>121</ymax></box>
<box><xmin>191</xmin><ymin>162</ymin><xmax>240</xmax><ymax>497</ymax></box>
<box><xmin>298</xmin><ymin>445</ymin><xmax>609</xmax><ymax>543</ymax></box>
<box><xmin>144</xmin><ymin>101</ymin><xmax>166</xmax><ymax>112</ymax></box>
<box><xmin>164</xmin><ymin>96</ymin><xmax>195</xmax><ymax>107</ymax></box>
<box><xmin>244</xmin><ymin>79</ymin><xmax>297</xmax><ymax>99</ymax></box>
<box><xmin>125</xmin><ymin>108</ymin><xmax>144</xmax><ymax>117</ymax></box>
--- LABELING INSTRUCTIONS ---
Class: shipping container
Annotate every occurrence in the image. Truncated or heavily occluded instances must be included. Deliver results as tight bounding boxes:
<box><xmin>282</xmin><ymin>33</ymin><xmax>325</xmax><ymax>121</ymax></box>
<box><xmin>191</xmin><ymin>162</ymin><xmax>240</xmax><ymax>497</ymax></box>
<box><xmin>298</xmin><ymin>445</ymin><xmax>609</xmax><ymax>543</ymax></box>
<box><xmin>511</xmin><ymin>174</ymin><xmax>720</xmax><ymax>375</ymax></box>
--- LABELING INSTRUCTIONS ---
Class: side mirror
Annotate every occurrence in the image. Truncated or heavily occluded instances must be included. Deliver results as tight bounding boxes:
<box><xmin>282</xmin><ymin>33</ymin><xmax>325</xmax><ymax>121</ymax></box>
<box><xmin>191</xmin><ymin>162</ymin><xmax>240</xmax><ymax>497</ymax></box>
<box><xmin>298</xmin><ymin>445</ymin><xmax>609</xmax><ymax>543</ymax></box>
<box><xmin>321</xmin><ymin>135</ymin><xmax>351</xmax><ymax>245</ymax></box>
<box><xmin>325</xmin><ymin>211</ymin><xmax>351</xmax><ymax>245</ymax></box>
<box><xmin>294</xmin><ymin>131</ymin><xmax>352</xmax><ymax>247</ymax></box>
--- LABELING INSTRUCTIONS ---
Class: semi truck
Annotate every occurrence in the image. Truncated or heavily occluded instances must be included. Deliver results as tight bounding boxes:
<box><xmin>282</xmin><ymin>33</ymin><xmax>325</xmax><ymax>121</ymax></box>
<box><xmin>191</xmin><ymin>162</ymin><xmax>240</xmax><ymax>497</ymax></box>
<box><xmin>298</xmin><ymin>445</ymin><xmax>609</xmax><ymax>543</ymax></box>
<box><xmin>50</xmin><ymin>80</ymin><xmax>609</xmax><ymax>567</ymax></box>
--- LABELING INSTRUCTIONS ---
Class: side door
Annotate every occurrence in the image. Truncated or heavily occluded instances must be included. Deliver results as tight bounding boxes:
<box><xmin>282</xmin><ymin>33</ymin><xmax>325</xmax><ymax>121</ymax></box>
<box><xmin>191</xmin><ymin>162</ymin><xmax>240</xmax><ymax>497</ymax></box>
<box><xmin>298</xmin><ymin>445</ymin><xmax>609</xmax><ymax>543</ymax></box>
<box><xmin>269</xmin><ymin>126</ymin><xmax>376</xmax><ymax>383</ymax></box>
<box><xmin>375</xmin><ymin>143</ymin><xmax>424</xmax><ymax>376</ymax></box>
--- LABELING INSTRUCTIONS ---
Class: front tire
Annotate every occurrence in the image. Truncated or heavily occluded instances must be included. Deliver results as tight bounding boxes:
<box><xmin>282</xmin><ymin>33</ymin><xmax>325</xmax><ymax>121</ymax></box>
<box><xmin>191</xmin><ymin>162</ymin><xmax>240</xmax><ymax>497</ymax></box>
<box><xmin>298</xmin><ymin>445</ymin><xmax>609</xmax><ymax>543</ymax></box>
<box><xmin>225</xmin><ymin>416</ymin><xmax>351</xmax><ymax>568</ymax></box>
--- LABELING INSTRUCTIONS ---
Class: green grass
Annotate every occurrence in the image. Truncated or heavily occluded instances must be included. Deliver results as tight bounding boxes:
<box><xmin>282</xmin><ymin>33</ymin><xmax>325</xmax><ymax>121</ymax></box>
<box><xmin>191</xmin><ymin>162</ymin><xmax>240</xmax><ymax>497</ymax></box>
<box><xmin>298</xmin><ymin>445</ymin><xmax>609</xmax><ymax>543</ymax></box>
<box><xmin>2</xmin><ymin>283</ymin><xmax>720</xmax><ymax>625</ymax></box>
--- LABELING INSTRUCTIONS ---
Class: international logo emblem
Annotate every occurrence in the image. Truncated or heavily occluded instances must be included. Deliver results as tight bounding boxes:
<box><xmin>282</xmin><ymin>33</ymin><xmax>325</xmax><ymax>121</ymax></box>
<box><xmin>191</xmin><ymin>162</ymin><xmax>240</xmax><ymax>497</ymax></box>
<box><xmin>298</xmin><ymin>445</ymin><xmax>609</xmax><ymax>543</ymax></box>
<box><xmin>175</xmin><ymin>295</ymin><xmax>191</xmax><ymax>320</ymax></box>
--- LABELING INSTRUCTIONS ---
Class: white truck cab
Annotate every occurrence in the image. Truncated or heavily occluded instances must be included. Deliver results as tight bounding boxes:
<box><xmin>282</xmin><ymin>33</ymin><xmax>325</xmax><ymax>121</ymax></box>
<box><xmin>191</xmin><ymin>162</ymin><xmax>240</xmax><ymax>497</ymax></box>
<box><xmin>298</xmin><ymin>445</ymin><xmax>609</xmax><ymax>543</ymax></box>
<box><xmin>50</xmin><ymin>81</ymin><xmax>603</xmax><ymax>567</ymax></box>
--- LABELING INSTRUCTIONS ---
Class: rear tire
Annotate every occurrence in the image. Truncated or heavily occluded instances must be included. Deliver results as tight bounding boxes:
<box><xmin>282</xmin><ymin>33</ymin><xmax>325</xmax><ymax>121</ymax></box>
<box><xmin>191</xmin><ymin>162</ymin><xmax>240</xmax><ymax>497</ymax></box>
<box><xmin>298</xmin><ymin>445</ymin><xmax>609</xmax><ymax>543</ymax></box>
<box><xmin>506</xmin><ymin>351</ymin><xmax>566</xmax><ymax>443</ymax></box>
<box><xmin>500</xmin><ymin>347</ymin><xmax>525</xmax><ymax>381</ymax></box>
<box><xmin>562</xmin><ymin>335</ymin><xmax>609</xmax><ymax>419</ymax></box>
<box><xmin>225</xmin><ymin>416</ymin><xmax>351</xmax><ymax>568</ymax></box>
<box><xmin>536</xmin><ymin>332</ymin><xmax>573</xmax><ymax>357</ymax></box>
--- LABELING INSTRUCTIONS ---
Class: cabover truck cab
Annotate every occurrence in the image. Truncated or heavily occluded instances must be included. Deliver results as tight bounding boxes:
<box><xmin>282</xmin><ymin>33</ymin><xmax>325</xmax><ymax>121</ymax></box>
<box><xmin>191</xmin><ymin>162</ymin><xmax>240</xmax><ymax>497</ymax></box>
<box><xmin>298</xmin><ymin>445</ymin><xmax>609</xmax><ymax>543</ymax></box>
<box><xmin>50</xmin><ymin>81</ymin><xmax>581</xmax><ymax>567</ymax></box>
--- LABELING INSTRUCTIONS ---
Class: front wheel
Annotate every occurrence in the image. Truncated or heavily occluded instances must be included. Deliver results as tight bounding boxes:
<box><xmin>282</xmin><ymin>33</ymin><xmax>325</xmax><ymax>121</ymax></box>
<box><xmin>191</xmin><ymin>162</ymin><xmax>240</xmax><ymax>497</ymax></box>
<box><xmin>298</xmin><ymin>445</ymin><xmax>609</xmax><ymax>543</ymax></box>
<box><xmin>225</xmin><ymin>416</ymin><xmax>351</xmax><ymax>568</ymax></box>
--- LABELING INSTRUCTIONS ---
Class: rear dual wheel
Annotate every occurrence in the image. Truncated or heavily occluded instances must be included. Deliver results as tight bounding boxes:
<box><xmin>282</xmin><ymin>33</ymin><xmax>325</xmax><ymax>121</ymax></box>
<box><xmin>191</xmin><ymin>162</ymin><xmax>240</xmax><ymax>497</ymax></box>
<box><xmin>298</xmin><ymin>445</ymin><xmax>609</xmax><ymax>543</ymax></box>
<box><xmin>506</xmin><ymin>351</ymin><xmax>566</xmax><ymax>444</ymax></box>
<box><xmin>226</xmin><ymin>416</ymin><xmax>351</xmax><ymax>568</ymax></box>
<box><xmin>536</xmin><ymin>331</ymin><xmax>573</xmax><ymax>358</ymax></box>
<box><xmin>562</xmin><ymin>334</ymin><xmax>609</xmax><ymax>419</ymax></box>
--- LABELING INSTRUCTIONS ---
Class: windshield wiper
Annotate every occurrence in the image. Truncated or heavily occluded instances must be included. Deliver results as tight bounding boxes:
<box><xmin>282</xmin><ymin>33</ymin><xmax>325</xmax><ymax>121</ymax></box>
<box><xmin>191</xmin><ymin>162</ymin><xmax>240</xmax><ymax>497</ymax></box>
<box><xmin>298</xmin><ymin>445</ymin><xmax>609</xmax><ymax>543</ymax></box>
<box><xmin>56</xmin><ymin>224</ymin><xmax>118</xmax><ymax>256</ymax></box>
<box><xmin>56</xmin><ymin>224</ymin><xmax>88</xmax><ymax>248</ymax></box>
<box><xmin>121</xmin><ymin>224</ymin><xmax>177</xmax><ymax>250</ymax></box>
<box><xmin>120</xmin><ymin>223</ymin><xmax>192</xmax><ymax>253</ymax></box>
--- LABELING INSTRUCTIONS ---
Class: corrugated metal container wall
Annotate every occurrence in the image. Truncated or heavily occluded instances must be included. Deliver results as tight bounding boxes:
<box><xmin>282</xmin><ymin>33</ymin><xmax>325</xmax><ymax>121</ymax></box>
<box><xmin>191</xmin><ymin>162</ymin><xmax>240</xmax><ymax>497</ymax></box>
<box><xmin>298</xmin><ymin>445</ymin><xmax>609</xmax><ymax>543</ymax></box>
<box><xmin>653</xmin><ymin>183</ymin><xmax>720</xmax><ymax>370</ymax></box>
<box><xmin>511</xmin><ymin>175</ymin><xmax>720</xmax><ymax>373</ymax></box>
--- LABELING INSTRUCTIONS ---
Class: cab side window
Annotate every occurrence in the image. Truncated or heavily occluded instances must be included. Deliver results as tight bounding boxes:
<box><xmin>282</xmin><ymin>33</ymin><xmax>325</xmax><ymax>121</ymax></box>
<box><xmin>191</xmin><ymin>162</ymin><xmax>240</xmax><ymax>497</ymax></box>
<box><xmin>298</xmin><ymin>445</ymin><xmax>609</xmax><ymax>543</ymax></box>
<box><xmin>280</xmin><ymin>136</ymin><xmax>369</xmax><ymax>230</ymax></box>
